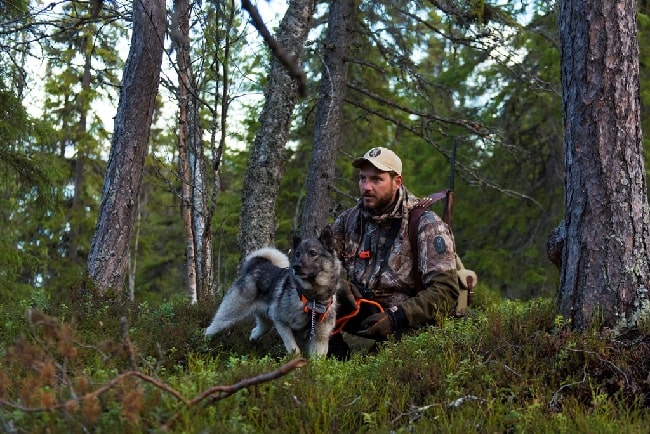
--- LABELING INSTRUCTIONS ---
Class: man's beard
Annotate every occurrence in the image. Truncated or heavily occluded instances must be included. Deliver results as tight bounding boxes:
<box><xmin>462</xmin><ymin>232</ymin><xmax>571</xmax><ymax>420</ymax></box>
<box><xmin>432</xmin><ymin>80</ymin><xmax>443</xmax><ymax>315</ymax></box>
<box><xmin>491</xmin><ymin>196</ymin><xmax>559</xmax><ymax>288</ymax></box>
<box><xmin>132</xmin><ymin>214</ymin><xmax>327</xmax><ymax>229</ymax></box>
<box><xmin>361</xmin><ymin>189</ymin><xmax>396</xmax><ymax>214</ymax></box>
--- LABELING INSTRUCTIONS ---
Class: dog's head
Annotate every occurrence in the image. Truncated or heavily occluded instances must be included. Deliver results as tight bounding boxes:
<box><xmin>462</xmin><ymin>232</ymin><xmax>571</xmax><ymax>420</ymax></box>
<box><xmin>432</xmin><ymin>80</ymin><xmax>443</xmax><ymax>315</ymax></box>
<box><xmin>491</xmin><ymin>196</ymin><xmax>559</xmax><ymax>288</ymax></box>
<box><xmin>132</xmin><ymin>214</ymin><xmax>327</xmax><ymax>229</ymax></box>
<box><xmin>290</xmin><ymin>226</ymin><xmax>341</xmax><ymax>297</ymax></box>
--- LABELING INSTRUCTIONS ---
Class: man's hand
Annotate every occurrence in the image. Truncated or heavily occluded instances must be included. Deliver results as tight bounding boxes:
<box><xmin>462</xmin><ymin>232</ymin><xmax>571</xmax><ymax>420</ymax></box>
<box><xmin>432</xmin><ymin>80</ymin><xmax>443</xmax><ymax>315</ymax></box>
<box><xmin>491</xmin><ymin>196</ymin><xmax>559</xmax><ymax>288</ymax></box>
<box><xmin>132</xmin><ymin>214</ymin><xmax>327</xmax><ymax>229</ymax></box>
<box><xmin>356</xmin><ymin>312</ymin><xmax>394</xmax><ymax>339</ymax></box>
<box><xmin>336</xmin><ymin>281</ymin><xmax>362</xmax><ymax>317</ymax></box>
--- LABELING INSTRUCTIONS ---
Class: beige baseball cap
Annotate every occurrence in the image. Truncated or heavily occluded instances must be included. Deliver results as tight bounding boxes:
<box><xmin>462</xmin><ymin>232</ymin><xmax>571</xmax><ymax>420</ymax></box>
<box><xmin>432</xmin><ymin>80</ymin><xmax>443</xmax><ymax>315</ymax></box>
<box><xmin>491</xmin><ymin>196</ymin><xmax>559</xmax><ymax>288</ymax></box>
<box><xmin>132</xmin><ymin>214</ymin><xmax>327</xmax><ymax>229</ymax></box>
<box><xmin>352</xmin><ymin>147</ymin><xmax>402</xmax><ymax>175</ymax></box>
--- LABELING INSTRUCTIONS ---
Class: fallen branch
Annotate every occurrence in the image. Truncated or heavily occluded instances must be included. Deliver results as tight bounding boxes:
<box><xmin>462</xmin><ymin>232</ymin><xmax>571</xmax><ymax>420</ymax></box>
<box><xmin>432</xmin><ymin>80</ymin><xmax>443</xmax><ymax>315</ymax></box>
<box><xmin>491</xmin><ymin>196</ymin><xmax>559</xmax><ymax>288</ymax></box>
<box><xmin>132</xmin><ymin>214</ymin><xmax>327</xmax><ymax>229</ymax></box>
<box><xmin>163</xmin><ymin>357</ymin><xmax>308</xmax><ymax>429</ymax></box>
<box><xmin>0</xmin><ymin>358</ymin><xmax>308</xmax><ymax>429</ymax></box>
<box><xmin>191</xmin><ymin>357</ymin><xmax>308</xmax><ymax>406</ymax></box>
<box><xmin>9</xmin><ymin>310</ymin><xmax>308</xmax><ymax>430</ymax></box>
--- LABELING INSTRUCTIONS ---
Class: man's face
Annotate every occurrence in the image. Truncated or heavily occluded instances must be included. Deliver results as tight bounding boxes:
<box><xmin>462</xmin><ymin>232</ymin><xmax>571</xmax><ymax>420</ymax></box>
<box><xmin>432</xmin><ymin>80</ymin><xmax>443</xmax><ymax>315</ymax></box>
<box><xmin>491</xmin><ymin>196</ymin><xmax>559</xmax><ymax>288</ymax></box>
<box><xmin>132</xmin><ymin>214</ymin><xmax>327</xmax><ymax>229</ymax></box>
<box><xmin>358</xmin><ymin>163</ymin><xmax>402</xmax><ymax>213</ymax></box>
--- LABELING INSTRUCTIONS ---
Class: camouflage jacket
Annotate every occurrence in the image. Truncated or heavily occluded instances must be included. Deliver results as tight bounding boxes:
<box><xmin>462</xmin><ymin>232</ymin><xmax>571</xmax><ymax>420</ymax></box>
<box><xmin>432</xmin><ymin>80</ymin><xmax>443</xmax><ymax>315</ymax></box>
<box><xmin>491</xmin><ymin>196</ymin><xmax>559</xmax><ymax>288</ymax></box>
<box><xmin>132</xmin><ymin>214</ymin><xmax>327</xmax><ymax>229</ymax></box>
<box><xmin>331</xmin><ymin>186</ymin><xmax>460</xmax><ymax>327</ymax></box>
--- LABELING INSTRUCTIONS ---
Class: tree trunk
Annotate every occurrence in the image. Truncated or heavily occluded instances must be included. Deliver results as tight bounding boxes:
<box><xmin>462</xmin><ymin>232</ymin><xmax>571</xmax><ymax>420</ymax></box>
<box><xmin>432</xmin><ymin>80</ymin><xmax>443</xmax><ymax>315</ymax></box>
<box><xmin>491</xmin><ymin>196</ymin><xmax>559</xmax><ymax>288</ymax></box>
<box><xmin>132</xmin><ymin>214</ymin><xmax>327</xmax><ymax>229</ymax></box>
<box><xmin>202</xmin><ymin>0</ymin><xmax>237</xmax><ymax>298</ymax></box>
<box><xmin>557</xmin><ymin>0</ymin><xmax>650</xmax><ymax>330</ymax></box>
<box><xmin>300</xmin><ymin>0</ymin><xmax>356</xmax><ymax>237</ymax></box>
<box><xmin>192</xmin><ymin>145</ymin><xmax>211</xmax><ymax>300</ymax></box>
<box><xmin>127</xmin><ymin>187</ymin><xmax>146</xmax><ymax>301</ymax></box>
<box><xmin>238</xmin><ymin>0</ymin><xmax>316</xmax><ymax>257</ymax></box>
<box><xmin>174</xmin><ymin>0</ymin><xmax>199</xmax><ymax>304</ymax></box>
<box><xmin>68</xmin><ymin>48</ymin><xmax>92</xmax><ymax>263</ymax></box>
<box><xmin>87</xmin><ymin>0</ymin><xmax>166</xmax><ymax>296</ymax></box>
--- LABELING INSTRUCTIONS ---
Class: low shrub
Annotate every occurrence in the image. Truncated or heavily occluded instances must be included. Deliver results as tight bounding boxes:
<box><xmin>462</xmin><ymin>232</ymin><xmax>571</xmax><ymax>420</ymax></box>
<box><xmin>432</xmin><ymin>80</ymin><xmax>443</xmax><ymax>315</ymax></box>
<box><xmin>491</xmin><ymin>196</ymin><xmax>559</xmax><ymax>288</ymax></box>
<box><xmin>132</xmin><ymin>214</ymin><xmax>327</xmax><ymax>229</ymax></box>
<box><xmin>1</xmin><ymin>293</ymin><xmax>650</xmax><ymax>433</ymax></box>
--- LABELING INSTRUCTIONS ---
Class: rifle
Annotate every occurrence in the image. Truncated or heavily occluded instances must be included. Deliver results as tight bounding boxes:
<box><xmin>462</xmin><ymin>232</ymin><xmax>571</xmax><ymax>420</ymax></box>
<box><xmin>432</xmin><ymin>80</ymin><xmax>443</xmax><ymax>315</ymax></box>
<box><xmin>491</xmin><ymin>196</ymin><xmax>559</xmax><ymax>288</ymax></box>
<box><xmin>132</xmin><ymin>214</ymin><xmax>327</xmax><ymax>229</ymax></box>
<box><xmin>411</xmin><ymin>138</ymin><xmax>456</xmax><ymax>228</ymax></box>
<box><xmin>409</xmin><ymin>138</ymin><xmax>476</xmax><ymax>316</ymax></box>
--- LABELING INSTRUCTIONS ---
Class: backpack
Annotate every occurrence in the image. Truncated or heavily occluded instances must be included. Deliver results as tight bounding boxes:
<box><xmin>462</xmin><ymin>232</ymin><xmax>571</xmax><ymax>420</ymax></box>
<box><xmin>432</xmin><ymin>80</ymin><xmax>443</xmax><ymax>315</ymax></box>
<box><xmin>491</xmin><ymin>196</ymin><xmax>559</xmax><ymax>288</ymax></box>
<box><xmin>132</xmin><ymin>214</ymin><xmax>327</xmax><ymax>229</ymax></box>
<box><xmin>409</xmin><ymin>189</ymin><xmax>477</xmax><ymax>317</ymax></box>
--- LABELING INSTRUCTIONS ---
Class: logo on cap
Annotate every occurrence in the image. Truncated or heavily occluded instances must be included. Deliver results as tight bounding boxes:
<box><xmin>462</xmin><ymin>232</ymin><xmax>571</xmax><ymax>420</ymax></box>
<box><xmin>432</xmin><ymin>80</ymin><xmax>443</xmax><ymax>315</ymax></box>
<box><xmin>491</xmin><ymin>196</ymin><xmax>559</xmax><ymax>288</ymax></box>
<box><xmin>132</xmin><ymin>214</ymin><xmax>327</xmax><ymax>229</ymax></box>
<box><xmin>352</xmin><ymin>146</ymin><xmax>402</xmax><ymax>175</ymax></box>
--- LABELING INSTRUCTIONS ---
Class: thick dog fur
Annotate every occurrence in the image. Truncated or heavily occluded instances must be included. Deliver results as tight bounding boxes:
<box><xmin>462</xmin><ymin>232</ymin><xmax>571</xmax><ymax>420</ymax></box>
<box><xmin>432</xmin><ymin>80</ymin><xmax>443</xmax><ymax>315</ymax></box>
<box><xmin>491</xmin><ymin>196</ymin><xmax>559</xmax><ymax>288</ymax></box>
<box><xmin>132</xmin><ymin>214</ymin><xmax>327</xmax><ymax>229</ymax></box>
<box><xmin>204</xmin><ymin>226</ymin><xmax>341</xmax><ymax>357</ymax></box>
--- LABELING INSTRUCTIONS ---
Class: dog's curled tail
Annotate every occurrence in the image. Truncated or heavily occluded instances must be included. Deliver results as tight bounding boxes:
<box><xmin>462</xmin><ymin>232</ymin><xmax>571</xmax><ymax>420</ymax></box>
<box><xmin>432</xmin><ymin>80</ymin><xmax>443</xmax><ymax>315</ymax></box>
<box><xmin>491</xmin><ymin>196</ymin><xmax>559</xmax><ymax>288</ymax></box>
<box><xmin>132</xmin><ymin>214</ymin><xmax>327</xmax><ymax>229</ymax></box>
<box><xmin>245</xmin><ymin>247</ymin><xmax>290</xmax><ymax>269</ymax></box>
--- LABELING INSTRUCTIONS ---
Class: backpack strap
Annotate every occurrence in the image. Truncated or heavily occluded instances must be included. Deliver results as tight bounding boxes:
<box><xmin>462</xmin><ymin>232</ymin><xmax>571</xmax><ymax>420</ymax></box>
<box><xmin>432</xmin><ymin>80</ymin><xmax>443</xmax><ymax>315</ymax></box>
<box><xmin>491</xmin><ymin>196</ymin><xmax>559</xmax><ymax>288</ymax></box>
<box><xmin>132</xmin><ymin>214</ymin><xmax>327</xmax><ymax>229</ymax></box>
<box><xmin>409</xmin><ymin>206</ymin><xmax>427</xmax><ymax>293</ymax></box>
<box><xmin>409</xmin><ymin>189</ymin><xmax>453</xmax><ymax>292</ymax></box>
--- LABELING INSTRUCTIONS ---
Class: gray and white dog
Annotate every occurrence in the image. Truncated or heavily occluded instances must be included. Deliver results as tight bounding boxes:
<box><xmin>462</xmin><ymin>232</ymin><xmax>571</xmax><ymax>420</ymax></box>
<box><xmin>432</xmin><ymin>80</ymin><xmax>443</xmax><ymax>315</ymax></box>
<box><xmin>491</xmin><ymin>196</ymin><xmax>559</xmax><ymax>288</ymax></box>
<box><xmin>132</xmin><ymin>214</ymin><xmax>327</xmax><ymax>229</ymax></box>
<box><xmin>204</xmin><ymin>226</ymin><xmax>342</xmax><ymax>357</ymax></box>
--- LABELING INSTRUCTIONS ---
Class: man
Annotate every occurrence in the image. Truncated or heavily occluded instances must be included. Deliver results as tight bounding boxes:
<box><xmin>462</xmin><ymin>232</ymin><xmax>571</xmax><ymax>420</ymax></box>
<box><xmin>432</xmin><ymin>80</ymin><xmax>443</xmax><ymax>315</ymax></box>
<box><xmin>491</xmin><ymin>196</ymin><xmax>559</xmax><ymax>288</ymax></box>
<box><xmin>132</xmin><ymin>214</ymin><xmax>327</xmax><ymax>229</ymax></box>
<box><xmin>329</xmin><ymin>146</ymin><xmax>459</xmax><ymax>356</ymax></box>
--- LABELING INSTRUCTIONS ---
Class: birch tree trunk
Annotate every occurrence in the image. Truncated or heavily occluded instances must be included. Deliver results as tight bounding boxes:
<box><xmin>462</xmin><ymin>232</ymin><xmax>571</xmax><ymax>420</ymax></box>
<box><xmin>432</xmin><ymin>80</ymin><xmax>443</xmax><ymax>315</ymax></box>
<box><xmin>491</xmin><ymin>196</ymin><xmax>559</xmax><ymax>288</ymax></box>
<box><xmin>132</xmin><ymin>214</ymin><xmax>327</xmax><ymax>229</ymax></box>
<box><xmin>238</xmin><ymin>0</ymin><xmax>316</xmax><ymax>257</ymax></box>
<box><xmin>173</xmin><ymin>0</ymin><xmax>221</xmax><ymax>303</ymax></box>
<box><xmin>87</xmin><ymin>0</ymin><xmax>166</xmax><ymax>296</ymax></box>
<box><xmin>557</xmin><ymin>0</ymin><xmax>650</xmax><ymax>330</ymax></box>
<box><xmin>300</xmin><ymin>0</ymin><xmax>356</xmax><ymax>237</ymax></box>
<box><xmin>173</xmin><ymin>0</ymin><xmax>199</xmax><ymax>303</ymax></box>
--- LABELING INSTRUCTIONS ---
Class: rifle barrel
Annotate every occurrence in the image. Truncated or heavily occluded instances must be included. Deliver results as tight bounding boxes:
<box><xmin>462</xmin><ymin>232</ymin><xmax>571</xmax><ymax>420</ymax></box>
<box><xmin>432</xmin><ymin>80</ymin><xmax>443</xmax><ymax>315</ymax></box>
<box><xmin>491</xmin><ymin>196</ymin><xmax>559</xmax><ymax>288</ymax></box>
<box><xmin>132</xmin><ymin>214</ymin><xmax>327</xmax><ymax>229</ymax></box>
<box><xmin>450</xmin><ymin>138</ymin><xmax>457</xmax><ymax>191</ymax></box>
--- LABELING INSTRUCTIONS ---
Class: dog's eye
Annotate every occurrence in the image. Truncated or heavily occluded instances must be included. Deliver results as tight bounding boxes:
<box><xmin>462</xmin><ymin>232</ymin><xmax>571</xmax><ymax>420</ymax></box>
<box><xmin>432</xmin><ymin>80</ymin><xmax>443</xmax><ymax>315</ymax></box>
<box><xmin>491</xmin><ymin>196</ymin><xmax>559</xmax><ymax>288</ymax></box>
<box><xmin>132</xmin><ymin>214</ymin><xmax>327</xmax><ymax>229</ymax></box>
<box><xmin>308</xmin><ymin>249</ymin><xmax>318</xmax><ymax>257</ymax></box>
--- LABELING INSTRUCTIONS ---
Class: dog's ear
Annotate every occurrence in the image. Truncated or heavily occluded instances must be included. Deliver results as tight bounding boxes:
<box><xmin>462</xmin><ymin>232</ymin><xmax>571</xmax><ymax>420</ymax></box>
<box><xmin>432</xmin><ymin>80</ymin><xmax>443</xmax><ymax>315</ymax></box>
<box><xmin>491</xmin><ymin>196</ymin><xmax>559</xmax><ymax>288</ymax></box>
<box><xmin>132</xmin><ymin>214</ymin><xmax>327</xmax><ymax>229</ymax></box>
<box><xmin>319</xmin><ymin>225</ymin><xmax>335</xmax><ymax>252</ymax></box>
<box><xmin>291</xmin><ymin>230</ymin><xmax>302</xmax><ymax>251</ymax></box>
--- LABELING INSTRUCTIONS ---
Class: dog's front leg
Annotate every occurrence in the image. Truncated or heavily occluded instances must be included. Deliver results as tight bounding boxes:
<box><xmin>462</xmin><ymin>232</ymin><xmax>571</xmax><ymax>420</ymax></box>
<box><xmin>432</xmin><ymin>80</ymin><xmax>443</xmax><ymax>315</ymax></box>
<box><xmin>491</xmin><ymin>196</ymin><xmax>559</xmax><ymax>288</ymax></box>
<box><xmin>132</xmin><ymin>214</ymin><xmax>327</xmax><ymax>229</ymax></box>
<box><xmin>308</xmin><ymin>338</ymin><xmax>329</xmax><ymax>357</ymax></box>
<box><xmin>274</xmin><ymin>323</ymin><xmax>301</xmax><ymax>355</ymax></box>
<box><xmin>308</xmin><ymin>320</ymin><xmax>334</xmax><ymax>357</ymax></box>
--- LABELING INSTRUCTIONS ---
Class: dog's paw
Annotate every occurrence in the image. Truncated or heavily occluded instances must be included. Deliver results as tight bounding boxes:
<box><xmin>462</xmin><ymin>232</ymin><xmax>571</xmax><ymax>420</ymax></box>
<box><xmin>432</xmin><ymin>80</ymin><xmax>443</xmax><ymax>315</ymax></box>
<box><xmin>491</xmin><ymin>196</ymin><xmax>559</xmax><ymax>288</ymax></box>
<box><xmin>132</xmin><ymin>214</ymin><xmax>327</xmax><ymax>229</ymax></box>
<box><xmin>308</xmin><ymin>341</ymin><xmax>329</xmax><ymax>358</ymax></box>
<box><xmin>249</xmin><ymin>327</ymin><xmax>264</xmax><ymax>341</ymax></box>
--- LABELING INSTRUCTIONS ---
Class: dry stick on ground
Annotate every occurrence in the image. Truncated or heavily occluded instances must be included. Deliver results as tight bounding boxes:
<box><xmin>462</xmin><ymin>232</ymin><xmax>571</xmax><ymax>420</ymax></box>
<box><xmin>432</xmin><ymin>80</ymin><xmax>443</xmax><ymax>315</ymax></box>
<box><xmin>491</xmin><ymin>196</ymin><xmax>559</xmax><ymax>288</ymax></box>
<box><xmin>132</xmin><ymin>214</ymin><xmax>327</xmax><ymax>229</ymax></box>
<box><xmin>0</xmin><ymin>359</ymin><xmax>308</xmax><ymax>427</ymax></box>
<box><xmin>162</xmin><ymin>357</ymin><xmax>309</xmax><ymax>429</ymax></box>
<box><xmin>240</xmin><ymin>0</ymin><xmax>308</xmax><ymax>97</ymax></box>
<box><xmin>190</xmin><ymin>358</ymin><xmax>309</xmax><ymax>406</ymax></box>
<box><xmin>548</xmin><ymin>369</ymin><xmax>587</xmax><ymax>412</ymax></box>
<box><xmin>6</xmin><ymin>311</ymin><xmax>308</xmax><ymax>430</ymax></box>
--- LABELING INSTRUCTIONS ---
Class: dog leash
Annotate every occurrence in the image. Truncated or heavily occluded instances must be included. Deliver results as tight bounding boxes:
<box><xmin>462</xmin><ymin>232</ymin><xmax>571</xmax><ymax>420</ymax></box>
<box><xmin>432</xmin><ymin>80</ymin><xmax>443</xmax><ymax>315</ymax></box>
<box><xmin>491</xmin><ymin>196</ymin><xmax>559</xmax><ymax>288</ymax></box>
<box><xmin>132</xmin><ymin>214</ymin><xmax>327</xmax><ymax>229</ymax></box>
<box><xmin>331</xmin><ymin>297</ymin><xmax>384</xmax><ymax>335</ymax></box>
<box><xmin>301</xmin><ymin>296</ymin><xmax>332</xmax><ymax>338</ymax></box>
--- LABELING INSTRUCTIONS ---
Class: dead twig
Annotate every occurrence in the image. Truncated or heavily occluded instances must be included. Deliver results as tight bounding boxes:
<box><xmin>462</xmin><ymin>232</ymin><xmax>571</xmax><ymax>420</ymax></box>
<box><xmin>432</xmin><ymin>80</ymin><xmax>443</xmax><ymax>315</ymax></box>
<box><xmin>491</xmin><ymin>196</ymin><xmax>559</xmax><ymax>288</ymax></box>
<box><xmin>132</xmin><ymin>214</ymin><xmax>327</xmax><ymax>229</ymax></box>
<box><xmin>1</xmin><ymin>359</ymin><xmax>307</xmax><ymax>429</ymax></box>
<box><xmin>162</xmin><ymin>357</ymin><xmax>308</xmax><ymax>429</ymax></box>
<box><xmin>549</xmin><ymin>369</ymin><xmax>587</xmax><ymax>412</ymax></box>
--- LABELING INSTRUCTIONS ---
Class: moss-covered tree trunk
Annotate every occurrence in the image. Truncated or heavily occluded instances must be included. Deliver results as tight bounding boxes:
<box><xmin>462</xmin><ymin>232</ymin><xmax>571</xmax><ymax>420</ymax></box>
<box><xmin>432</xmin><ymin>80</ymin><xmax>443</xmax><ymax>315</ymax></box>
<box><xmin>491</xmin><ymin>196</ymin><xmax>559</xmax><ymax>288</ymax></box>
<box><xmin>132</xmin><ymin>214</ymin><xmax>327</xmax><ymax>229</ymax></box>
<box><xmin>557</xmin><ymin>0</ymin><xmax>650</xmax><ymax>330</ymax></box>
<box><xmin>87</xmin><ymin>0</ymin><xmax>166</xmax><ymax>295</ymax></box>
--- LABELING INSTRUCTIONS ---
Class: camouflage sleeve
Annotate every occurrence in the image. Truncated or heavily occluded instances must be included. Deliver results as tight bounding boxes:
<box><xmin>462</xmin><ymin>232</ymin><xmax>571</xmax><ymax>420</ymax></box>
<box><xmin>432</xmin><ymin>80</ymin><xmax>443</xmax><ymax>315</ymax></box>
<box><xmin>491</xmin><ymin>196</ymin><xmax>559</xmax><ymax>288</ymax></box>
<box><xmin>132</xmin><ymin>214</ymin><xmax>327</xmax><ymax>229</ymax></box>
<box><xmin>330</xmin><ymin>209</ymin><xmax>349</xmax><ymax>258</ymax></box>
<box><xmin>397</xmin><ymin>211</ymin><xmax>460</xmax><ymax>327</ymax></box>
<box><xmin>398</xmin><ymin>269</ymin><xmax>459</xmax><ymax>327</ymax></box>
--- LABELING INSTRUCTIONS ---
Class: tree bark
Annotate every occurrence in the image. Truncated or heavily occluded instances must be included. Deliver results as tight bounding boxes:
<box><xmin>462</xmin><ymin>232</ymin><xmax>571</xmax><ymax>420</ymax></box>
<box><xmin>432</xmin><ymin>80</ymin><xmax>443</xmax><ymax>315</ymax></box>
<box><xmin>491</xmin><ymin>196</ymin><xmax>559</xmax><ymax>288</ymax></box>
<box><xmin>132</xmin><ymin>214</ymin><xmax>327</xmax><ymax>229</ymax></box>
<box><xmin>557</xmin><ymin>0</ymin><xmax>650</xmax><ymax>330</ymax></box>
<box><xmin>238</xmin><ymin>0</ymin><xmax>316</xmax><ymax>257</ymax></box>
<box><xmin>87</xmin><ymin>0</ymin><xmax>166</xmax><ymax>295</ymax></box>
<box><xmin>173</xmin><ymin>0</ymin><xmax>199</xmax><ymax>304</ymax></box>
<box><xmin>300</xmin><ymin>0</ymin><xmax>356</xmax><ymax>237</ymax></box>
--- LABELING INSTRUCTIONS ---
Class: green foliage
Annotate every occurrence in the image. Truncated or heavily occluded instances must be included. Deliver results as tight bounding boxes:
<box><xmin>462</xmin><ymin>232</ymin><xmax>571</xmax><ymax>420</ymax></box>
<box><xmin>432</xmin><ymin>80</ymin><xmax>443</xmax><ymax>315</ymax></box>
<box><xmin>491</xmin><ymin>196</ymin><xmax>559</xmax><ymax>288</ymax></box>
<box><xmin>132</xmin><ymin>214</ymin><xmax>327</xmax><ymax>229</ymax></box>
<box><xmin>2</xmin><ymin>292</ymin><xmax>650</xmax><ymax>432</ymax></box>
<box><xmin>1</xmin><ymin>0</ymin><xmax>648</xmax><ymax>345</ymax></box>
<box><xmin>0</xmin><ymin>86</ymin><xmax>71</xmax><ymax>294</ymax></box>
<box><xmin>448</xmin><ymin>5</ymin><xmax>565</xmax><ymax>299</ymax></box>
